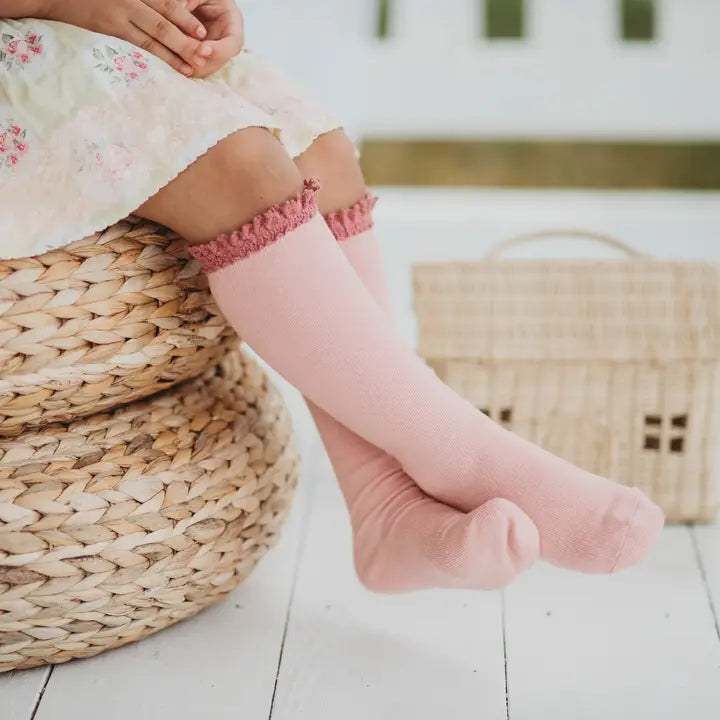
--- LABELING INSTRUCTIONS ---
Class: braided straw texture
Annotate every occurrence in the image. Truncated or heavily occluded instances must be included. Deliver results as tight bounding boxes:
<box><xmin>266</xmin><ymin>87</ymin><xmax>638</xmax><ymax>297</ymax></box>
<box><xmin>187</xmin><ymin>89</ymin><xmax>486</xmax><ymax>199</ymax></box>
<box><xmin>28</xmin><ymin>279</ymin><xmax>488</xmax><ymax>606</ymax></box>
<box><xmin>0</xmin><ymin>345</ymin><xmax>299</xmax><ymax>672</ymax></box>
<box><xmin>0</xmin><ymin>218</ymin><xmax>235</xmax><ymax>435</ymax></box>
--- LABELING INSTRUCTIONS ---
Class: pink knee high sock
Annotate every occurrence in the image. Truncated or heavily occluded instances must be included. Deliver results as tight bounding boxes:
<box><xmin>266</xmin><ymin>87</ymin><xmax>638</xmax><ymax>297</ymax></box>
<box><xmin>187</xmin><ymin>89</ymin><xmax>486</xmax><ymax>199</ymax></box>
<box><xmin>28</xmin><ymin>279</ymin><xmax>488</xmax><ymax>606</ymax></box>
<box><xmin>190</xmin><ymin>180</ymin><xmax>664</xmax><ymax>575</ymax></box>
<box><xmin>307</xmin><ymin>197</ymin><xmax>539</xmax><ymax>591</ymax></box>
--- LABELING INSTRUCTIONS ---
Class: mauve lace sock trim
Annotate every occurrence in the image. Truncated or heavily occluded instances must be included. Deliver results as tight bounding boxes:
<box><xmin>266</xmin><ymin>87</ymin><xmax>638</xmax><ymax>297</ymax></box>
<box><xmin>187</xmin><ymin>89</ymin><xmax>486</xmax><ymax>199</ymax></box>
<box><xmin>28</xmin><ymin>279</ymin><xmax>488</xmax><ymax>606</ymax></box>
<box><xmin>188</xmin><ymin>178</ymin><xmax>320</xmax><ymax>272</ymax></box>
<box><xmin>324</xmin><ymin>193</ymin><xmax>378</xmax><ymax>241</ymax></box>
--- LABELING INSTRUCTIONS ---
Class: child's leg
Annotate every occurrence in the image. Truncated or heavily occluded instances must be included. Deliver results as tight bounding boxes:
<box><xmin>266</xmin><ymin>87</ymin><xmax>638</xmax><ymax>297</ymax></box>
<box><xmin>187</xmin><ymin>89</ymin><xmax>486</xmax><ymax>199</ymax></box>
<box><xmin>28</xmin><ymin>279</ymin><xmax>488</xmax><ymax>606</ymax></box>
<box><xmin>295</xmin><ymin>130</ymin><xmax>538</xmax><ymax>590</ymax></box>
<box><xmin>137</xmin><ymin>128</ymin><xmax>539</xmax><ymax>592</ymax></box>
<box><xmin>294</xmin><ymin>131</ymin><xmax>665</xmax><ymax>575</ymax></box>
<box><xmin>314</xmin><ymin>415</ymin><xmax>539</xmax><ymax>591</ymax></box>
<box><xmin>295</xmin><ymin>132</ymin><xmax>390</xmax><ymax>307</ymax></box>
<box><xmin>140</xmin><ymin>127</ymin><xmax>662</xmax><ymax>577</ymax></box>
<box><xmin>137</xmin><ymin>127</ymin><xmax>303</xmax><ymax>243</ymax></box>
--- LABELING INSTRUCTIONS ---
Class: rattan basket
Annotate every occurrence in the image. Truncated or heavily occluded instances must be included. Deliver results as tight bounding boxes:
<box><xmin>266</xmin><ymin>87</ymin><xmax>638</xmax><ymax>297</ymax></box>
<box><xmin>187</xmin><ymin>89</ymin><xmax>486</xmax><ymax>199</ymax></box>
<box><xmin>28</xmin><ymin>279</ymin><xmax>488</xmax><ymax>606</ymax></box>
<box><xmin>414</xmin><ymin>233</ymin><xmax>720</xmax><ymax>523</ymax></box>
<box><xmin>0</xmin><ymin>217</ymin><xmax>235</xmax><ymax>435</ymax></box>
<box><xmin>0</xmin><ymin>344</ymin><xmax>299</xmax><ymax>672</ymax></box>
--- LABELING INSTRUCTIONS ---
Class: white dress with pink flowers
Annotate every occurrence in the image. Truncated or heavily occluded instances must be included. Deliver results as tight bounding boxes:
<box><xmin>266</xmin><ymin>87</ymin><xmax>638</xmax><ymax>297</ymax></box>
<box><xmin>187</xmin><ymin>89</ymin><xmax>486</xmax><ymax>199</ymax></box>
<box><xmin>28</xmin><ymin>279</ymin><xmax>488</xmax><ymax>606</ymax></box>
<box><xmin>0</xmin><ymin>18</ymin><xmax>339</xmax><ymax>259</ymax></box>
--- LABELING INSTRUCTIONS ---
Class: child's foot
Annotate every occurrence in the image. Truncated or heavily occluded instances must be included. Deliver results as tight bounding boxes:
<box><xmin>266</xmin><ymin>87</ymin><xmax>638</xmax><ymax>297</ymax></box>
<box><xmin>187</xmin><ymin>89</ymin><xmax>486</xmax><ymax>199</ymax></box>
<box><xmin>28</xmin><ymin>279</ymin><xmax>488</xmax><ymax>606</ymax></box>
<box><xmin>407</xmin><ymin>403</ymin><xmax>665</xmax><ymax>574</ymax></box>
<box><xmin>354</xmin><ymin>490</ymin><xmax>540</xmax><ymax>593</ymax></box>
<box><xmin>315</xmin><ymin>414</ymin><xmax>540</xmax><ymax>593</ymax></box>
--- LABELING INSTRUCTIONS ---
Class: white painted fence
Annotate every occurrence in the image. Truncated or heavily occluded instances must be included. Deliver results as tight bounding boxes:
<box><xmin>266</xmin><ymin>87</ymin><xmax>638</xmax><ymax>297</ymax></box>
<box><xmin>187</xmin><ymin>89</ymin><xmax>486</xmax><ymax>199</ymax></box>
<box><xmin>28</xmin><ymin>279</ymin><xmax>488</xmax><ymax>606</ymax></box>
<box><xmin>244</xmin><ymin>0</ymin><xmax>720</xmax><ymax>139</ymax></box>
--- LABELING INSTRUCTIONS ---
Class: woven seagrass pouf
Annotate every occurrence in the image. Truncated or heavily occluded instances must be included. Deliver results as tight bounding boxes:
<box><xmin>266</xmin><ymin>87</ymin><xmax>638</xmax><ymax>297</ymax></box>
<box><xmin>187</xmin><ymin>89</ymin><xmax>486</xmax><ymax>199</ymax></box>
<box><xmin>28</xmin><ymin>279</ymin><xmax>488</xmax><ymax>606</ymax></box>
<box><xmin>0</xmin><ymin>217</ymin><xmax>234</xmax><ymax>435</ymax></box>
<box><xmin>0</xmin><ymin>344</ymin><xmax>299</xmax><ymax>672</ymax></box>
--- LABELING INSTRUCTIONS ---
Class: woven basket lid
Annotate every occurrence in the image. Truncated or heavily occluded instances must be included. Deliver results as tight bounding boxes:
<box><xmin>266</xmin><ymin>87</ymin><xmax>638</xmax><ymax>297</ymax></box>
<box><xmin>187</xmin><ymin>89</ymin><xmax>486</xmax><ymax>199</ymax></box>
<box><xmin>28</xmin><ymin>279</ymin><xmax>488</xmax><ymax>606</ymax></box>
<box><xmin>414</xmin><ymin>236</ymin><xmax>720</xmax><ymax>362</ymax></box>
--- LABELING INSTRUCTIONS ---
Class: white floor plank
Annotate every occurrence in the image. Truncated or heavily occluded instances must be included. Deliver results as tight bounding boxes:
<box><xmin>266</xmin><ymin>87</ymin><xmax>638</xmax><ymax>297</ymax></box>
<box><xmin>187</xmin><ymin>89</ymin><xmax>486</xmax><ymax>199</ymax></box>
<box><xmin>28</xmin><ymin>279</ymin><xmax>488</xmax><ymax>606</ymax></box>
<box><xmin>0</xmin><ymin>667</ymin><xmax>49</xmax><ymax>720</ymax></box>
<box><xmin>270</xmin><ymin>467</ymin><xmax>508</xmax><ymax>720</ymax></box>
<box><xmin>694</xmin><ymin>522</ymin><xmax>720</xmax><ymax>639</ymax></box>
<box><xmin>504</xmin><ymin>526</ymin><xmax>720</xmax><ymax>720</ymax></box>
<box><xmin>31</xmin><ymin>382</ymin><xmax>320</xmax><ymax>720</ymax></box>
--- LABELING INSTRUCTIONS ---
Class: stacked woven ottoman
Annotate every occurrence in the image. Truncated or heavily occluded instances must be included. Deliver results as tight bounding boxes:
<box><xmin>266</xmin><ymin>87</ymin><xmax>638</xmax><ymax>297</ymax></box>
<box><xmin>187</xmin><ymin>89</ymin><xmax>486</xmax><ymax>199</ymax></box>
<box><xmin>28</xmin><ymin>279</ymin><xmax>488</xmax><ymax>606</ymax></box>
<box><xmin>0</xmin><ymin>218</ymin><xmax>299</xmax><ymax>672</ymax></box>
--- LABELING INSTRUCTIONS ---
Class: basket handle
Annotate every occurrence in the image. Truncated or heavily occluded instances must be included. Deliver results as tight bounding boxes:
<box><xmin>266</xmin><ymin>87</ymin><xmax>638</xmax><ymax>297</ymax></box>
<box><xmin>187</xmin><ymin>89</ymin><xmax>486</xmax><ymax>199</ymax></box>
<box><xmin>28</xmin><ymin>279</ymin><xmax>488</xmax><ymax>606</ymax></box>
<box><xmin>485</xmin><ymin>230</ymin><xmax>646</xmax><ymax>260</ymax></box>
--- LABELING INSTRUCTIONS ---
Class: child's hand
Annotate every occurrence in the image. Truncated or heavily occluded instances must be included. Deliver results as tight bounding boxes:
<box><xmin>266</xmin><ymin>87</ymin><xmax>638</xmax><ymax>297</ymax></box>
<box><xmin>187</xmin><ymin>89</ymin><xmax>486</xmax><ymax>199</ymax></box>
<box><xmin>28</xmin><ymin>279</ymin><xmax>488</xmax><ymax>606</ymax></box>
<box><xmin>186</xmin><ymin>0</ymin><xmax>244</xmax><ymax>79</ymax></box>
<box><xmin>44</xmin><ymin>0</ymin><xmax>209</xmax><ymax>76</ymax></box>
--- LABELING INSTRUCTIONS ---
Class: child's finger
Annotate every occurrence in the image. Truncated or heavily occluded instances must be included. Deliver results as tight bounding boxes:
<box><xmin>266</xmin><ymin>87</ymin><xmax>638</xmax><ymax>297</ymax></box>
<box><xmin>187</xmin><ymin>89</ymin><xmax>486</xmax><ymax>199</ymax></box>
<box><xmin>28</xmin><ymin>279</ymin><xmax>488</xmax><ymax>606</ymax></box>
<box><xmin>184</xmin><ymin>0</ymin><xmax>207</xmax><ymax>13</ymax></box>
<box><xmin>204</xmin><ymin>35</ymin><xmax>243</xmax><ymax>62</ymax></box>
<box><xmin>145</xmin><ymin>0</ymin><xmax>207</xmax><ymax>40</ymax></box>
<box><xmin>132</xmin><ymin>3</ymin><xmax>203</xmax><ymax>67</ymax></box>
<box><xmin>191</xmin><ymin>40</ymin><xmax>214</xmax><ymax>68</ymax></box>
<box><xmin>190</xmin><ymin>44</ymin><xmax>230</xmax><ymax>76</ymax></box>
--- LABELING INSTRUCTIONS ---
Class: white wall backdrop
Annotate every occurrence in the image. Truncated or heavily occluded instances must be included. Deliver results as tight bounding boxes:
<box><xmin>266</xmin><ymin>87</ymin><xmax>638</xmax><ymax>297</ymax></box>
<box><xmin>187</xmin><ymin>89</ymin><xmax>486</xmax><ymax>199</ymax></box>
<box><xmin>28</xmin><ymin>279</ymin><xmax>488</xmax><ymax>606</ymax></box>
<box><xmin>242</xmin><ymin>0</ymin><xmax>372</xmax><ymax>139</ymax></box>
<box><xmin>243</xmin><ymin>0</ymin><xmax>720</xmax><ymax>140</ymax></box>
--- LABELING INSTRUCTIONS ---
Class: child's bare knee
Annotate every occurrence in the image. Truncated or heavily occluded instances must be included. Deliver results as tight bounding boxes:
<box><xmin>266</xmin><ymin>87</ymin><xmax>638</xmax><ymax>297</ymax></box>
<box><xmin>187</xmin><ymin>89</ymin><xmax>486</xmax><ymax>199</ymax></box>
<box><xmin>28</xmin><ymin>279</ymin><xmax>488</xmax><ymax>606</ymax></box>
<box><xmin>136</xmin><ymin>126</ymin><xmax>304</xmax><ymax>244</ymax></box>
<box><xmin>295</xmin><ymin>130</ymin><xmax>366</xmax><ymax>214</ymax></box>
<box><xmin>216</xmin><ymin>127</ymin><xmax>302</xmax><ymax>206</ymax></box>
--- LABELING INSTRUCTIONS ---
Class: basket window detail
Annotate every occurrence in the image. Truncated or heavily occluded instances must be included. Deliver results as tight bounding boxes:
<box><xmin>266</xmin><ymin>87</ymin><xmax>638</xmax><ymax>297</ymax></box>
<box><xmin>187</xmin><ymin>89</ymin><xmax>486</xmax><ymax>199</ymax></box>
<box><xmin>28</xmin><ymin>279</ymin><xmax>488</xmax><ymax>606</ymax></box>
<box><xmin>643</xmin><ymin>413</ymin><xmax>688</xmax><ymax>454</ymax></box>
<box><xmin>669</xmin><ymin>437</ymin><xmax>685</xmax><ymax>453</ymax></box>
<box><xmin>479</xmin><ymin>407</ymin><xmax>513</xmax><ymax>428</ymax></box>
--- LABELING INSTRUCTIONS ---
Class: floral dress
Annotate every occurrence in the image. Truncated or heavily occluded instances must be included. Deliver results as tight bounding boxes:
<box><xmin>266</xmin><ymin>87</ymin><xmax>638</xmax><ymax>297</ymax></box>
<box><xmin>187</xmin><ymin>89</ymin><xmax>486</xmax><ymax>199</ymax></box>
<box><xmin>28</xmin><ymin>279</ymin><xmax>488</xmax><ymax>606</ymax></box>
<box><xmin>0</xmin><ymin>18</ymin><xmax>339</xmax><ymax>258</ymax></box>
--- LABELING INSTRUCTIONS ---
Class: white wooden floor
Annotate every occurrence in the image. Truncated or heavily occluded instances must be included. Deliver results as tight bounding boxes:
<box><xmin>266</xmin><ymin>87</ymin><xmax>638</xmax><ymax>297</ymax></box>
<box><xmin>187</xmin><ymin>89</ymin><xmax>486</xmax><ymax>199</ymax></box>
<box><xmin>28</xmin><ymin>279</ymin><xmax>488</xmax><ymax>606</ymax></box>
<box><xmin>3</xmin><ymin>189</ymin><xmax>720</xmax><ymax>720</ymax></box>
